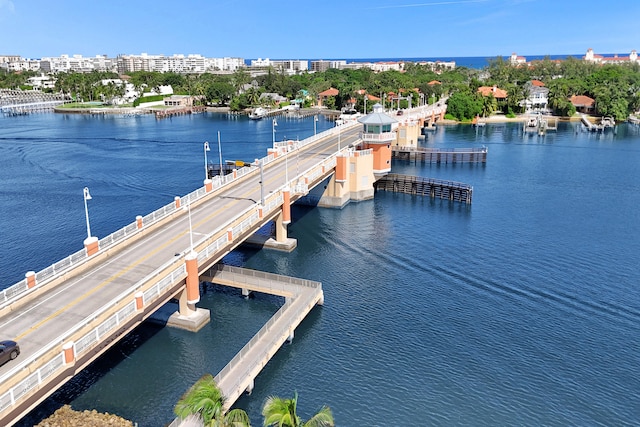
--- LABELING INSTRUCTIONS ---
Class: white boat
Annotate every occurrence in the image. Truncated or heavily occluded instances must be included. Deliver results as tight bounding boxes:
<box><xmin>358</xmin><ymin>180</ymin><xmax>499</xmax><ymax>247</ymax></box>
<box><xmin>249</xmin><ymin>107</ymin><xmax>267</xmax><ymax>120</ymax></box>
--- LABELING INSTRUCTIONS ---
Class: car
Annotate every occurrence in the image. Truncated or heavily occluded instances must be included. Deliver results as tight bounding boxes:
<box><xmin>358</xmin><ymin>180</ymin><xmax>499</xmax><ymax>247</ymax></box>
<box><xmin>0</xmin><ymin>340</ymin><xmax>20</xmax><ymax>366</ymax></box>
<box><xmin>396</xmin><ymin>110</ymin><xmax>403</xmax><ymax>116</ymax></box>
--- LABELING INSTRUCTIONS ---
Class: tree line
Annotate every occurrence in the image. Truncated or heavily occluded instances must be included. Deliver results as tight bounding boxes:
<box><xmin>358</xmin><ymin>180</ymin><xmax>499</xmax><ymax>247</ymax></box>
<box><xmin>2</xmin><ymin>56</ymin><xmax>639</xmax><ymax>121</ymax></box>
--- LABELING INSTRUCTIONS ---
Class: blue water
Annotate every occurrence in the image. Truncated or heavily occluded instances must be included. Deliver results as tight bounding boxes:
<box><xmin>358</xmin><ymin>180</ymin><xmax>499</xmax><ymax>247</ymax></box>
<box><xmin>2</xmin><ymin>113</ymin><xmax>640</xmax><ymax>426</ymax></box>
<box><xmin>247</xmin><ymin>54</ymin><xmax>585</xmax><ymax>69</ymax></box>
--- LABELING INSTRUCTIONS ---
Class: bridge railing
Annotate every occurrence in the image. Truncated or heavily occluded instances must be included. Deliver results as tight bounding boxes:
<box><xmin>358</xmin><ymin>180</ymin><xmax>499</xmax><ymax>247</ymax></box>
<box><xmin>0</xmin><ymin>255</ymin><xmax>188</xmax><ymax>415</ymax></box>
<box><xmin>1</xmin><ymin>116</ymin><xmax>360</xmax><ymax>419</ymax></box>
<box><xmin>212</xmin><ymin>264</ymin><xmax>321</xmax><ymax>295</ymax></box>
<box><xmin>393</xmin><ymin>146</ymin><xmax>488</xmax><ymax>153</ymax></box>
<box><xmin>0</xmin><ymin>180</ymin><xmax>299</xmax><ymax>414</ymax></box>
<box><xmin>1</xmin><ymin>151</ymin><xmax>262</xmax><ymax>310</ymax></box>
<box><xmin>214</xmin><ymin>285</ymin><xmax>322</xmax><ymax>408</ymax></box>
<box><xmin>1</xmin><ymin>117</ymin><xmax>354</xmax><ymax>308</ymax></box>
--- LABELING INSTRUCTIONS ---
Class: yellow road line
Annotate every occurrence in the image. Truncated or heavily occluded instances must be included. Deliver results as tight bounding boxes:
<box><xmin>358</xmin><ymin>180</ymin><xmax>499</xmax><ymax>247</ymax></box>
<box><xmin>16</xmin><ymin>134</ymin><xmax>349</xmax><ymax>341</ymax></box>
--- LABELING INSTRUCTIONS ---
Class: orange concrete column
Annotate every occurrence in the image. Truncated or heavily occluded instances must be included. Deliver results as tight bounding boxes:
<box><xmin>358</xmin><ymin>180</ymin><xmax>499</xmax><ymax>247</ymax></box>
<box><xmin>335</xmin><ymin>156</ymin><xmax>347</xmax><ymax>183</ymax></box>
<box><xmin>204</xmin><ymin>178</ymin><xmax>213</xmax><ymax>192</ymax></box>
<box><xmin>136</xmin><ymin>215</ymin><xmax>143</xmax><ymax>230</ymax></box>
<box><xmin>26</xmin><ymin>271</ymin><xmax>36</xmax><ymax>289</ymax></box>
<box><xmin>135</xmin><ymin>291</ymin><xmax>144</xmax><ymax>310</ymax></box>
<box><xmin>84</xmin><ymin>236</ymin><xmax>99</xmax><ymax>257</ymax></box>
<box><xmin>233</xmin><ymin>169</ymin><xmax>238</xmax><ymax>179</ymax></box>
<box><xmin>439</xmin><ymin>111</ymin><xmax>445</xmax><ymax>121</ymax></box>
<box><xmin>258</xmin><ymin>205</ymin><xmax>264</xmax><ymax>219</ymax></box>
<box><xmin>268</xmin><ymin>148</ymin><xmax>278</xmax><ymax>158</ymax></box>
<box><xmin>175</xmin><ymin>196</ymin><xmax>181</xmax><ymax>209</ymax></box>
<box><xmin>185</xmin><ymin>252</ymin><xmax>200</xmax><ymax>304</ymax></box>
<box><xmin>282</xmin><ymin>188</ymin><xmax>291</xmax><ymax>225</ymax></box>
<box><xmin>227</xmin><ymin>227</ymin><xmax>233</xmax><ymax>242</ymax></box>
<box><xmin>63</xmin><ymin>342</ymin><xmax>75</xmax><ymax>364</ymax></box>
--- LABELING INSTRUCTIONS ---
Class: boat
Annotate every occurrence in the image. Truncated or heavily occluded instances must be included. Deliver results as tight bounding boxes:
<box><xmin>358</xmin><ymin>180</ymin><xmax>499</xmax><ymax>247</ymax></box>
<box><xmin>249</xmin><ymin>107</ymin><xmax>267</xmax><ymax>120</ymax></box>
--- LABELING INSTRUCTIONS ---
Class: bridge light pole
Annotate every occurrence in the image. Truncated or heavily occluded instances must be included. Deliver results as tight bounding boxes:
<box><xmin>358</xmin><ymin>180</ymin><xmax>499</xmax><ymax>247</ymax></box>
<box><xmin>217</xmin><ymin>131</ymin><xmax>223</xmax><ymax>178</ymax></box>
<box><xmin>83</xmin><ymin>187</ymin><xmax>92</xmax><ymax>240</ymax></box>
<box><xmin>272</xmin><ymin>118</ymin><xmax>277</xmax><ymax>147</ymax></box>
<box><xmin>314</xmin><ymin>115</ymin><xmax>318</xmax><ymax>136</ymax></box>
<box><xmin>203</xmin><ymin>141</ymin><xmax>210</xmax><ymax>180</ymax></box>
<box><xmin>260</xmin><ymin>159</ymin><xmax>265</xmax><ymax>206</ymax></box>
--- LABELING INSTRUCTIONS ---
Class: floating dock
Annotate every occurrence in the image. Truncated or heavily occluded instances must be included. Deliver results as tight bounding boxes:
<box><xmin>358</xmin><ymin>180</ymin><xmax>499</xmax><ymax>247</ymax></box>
<box><xmin>374</xmin><ymin>173</ymin><xmax>473</xmax><ymax>204</ymax></box>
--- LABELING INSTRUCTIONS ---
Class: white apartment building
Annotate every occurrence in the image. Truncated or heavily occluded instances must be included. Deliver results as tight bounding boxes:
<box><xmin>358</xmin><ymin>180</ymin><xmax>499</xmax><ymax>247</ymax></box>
<box><xmin>249</xmin><ymin>58</ymin><xmax>308</xmax><ymax>74</ymax></box>
<box><xmin>39</xmin><ymin>54</ymin><xmax>117</xmax><ymax>73</ymax></box>
<box><xmin>116</xmin><ymin>53</ymin><xmax>244</xmax><ymax>74</ymax></box>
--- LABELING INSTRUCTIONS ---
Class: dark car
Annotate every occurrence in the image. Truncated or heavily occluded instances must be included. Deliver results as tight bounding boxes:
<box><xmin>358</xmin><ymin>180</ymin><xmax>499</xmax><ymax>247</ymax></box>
<box><xmin>0</xmin><ymin>340</ymin><xmax>20</xmax><ymax>366</ymax></box>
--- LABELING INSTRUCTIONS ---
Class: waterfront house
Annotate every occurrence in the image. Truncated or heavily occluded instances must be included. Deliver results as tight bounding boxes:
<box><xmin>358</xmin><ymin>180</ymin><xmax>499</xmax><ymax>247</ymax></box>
<box><xmin>522</xmin><ymin>80</ymin><xmax>549</xmax><ymax>113</ymax></box>
<box><xmin>164</xmin><ymin>95</ymin><xmax>194</xmax><ymax>107</ymax></box>
<box><xmin>477</xmin><ymin>86</ymin><xmax>508</xmax><ymax>99</ymax></box>
<box><xmin>570</xmin><ymin>95</ymin><xmax>595</xmax><ymax>113</ymax></box>
<box><xmin>317</xmin><ymin>87</ymin><xmax>339</xmax><ymax>107</ymax></box>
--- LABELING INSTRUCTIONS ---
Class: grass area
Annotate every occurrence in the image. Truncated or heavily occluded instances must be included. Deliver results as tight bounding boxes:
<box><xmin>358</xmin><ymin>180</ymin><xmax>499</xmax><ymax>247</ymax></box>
<box><xmin>57</xmin><ymin>102</ymin><xmax>135</xmax><ymax>109</ymax></box>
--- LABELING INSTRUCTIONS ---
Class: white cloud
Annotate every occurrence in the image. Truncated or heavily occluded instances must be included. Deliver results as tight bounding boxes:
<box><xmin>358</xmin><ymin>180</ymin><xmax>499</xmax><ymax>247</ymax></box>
<box><xmin>0</xmin><ymin>0</ymin><xmax>16</xmax><ymax>18</ymax></box>
<box><xmin>368</xmin><ymin>0</ymin><xmax>489</xmax><ymax>9</ymax></box>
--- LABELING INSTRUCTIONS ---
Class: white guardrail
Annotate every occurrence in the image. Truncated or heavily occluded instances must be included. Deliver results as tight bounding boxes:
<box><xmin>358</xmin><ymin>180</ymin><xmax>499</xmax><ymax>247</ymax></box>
<box><xmin>0</xmin><ymin>124</ymin><xmax>349</xmax><ymax>417</ymax></box>
<box><xmin>0</xmin><ymin>109</ymin><xmax>410</xmax><ymax>308</ymax></box>
<box><xmin>214</xmin><ymin>269</ymin><xmax>322</xmax><ymax>405</ymax></box>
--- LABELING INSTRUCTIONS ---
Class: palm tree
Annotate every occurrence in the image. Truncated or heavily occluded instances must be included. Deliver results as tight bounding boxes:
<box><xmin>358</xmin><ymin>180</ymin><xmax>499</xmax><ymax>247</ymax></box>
<box><xmin>175</xmin><ymin>375</ymin><xmax>225</xmax><ymax>424</ymax></box>
<box><xmin>262</xmin><ymin>391</ymin><xmax>334</xmax><ymax>427</ymax></box>
<box><xmin>174</xmin><ymin>374</ymin><xmax>251</xmax><ymax>427</ymax></box>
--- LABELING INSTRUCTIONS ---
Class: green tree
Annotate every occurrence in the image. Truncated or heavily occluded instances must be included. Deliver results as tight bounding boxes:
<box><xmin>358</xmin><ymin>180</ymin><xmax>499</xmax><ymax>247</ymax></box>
<box><xmin>446</xmin><ymin>90</ymin><xmax>482</xmax><ymax>120</ymax></box>
<box><xmin>262</xmin><ymin>391</ymin><xmax>333</xmax><ymax>427</ymax></box>
<box><xmin>174</xmin><ymin>374</ymin><xmax>250</xmax><ymax>427</ymax></box>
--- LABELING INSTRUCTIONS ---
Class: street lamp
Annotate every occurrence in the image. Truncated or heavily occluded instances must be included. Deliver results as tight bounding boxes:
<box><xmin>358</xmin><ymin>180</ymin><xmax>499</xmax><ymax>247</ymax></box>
<box><xmin>203</xmin><ymin>141</ymin><xmax>210</xmax><ymax>180</ymax></box>
<box><xmin>83</xmin><ymin>187</ymin><xmax>92</xmax><ymax>239</ymax></box>
<box><xmin>272</xmin><ymin>118</ymin><xmax>277</xmax><ymax>147</ymax></box>
<box><xmin>314</xmin><ymin>115</ymin><xmax>318</xmax><ymax>136</ymax></box>
<box><xmin>217</xmin><ymin>131</ymin><xmax>223</xmax><ymax>178</ymax></box>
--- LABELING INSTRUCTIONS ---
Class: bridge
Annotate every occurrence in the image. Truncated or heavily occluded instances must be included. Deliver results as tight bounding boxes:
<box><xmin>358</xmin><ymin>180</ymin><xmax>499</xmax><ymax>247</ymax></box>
<box><xmin>0</xmin><ymin>101</ymin><xmax>448</xmax><ymax>426</ymax></box>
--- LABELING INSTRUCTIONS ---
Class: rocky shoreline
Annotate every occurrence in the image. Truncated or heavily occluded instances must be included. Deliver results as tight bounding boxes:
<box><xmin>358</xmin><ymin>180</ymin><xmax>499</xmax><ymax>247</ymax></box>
<box><xmin>34</xmin><ymin>405</ymin><xmax>134</xmax><ymax>427</ymax></box>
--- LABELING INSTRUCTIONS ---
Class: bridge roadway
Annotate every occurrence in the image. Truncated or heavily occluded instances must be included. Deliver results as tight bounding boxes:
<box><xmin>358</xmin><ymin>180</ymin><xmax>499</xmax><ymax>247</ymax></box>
<box><xmin>0</xmin><ymin>122</ymin><xmax>363</xmax><ymax>426</ymax></box>
<box><xmin>0</xmin><ymin>101</ymin><xmax>447</xmax><ymax>425</ymax></box>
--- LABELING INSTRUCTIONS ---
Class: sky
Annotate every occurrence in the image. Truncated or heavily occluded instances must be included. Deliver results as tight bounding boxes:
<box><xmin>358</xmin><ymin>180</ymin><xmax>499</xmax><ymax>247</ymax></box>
<box><xmin>1</xmin><ymin>0</ymin><xmax>639</xmax><ymax>60</ymax></box>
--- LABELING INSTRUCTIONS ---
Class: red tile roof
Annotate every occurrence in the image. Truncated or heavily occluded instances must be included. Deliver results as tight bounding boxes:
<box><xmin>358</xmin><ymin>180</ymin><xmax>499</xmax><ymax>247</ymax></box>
<box><xmin>319</xmin><ymin>87</ymin><xmax>339</xmax><ymax>96</ymax></box>
<box><xmin>531</xmin><ymin>80</ymin><xmax>545</xmax><ymax>87</ymax></box>
<box><xmin>478</xmin><ymin>86</ymin><xmax>507</xmax><ymax>99</ymax></box>
<box><xmin>570</xmin><ymin>95</ymin><xmax>595</xmax><ymax>107</ymax></box>
<box><xmin>428</xmin><ymin>80</ymin><xmax>442</xmax><ymax>85</ymax></box>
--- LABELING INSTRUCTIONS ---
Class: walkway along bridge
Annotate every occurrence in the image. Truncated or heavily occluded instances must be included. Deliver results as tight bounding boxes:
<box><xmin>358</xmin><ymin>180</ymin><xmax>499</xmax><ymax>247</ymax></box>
<box><xmin>0</xmin><ymin>100</ymin><xmax>461</xmax><ymax>426</ymax></box>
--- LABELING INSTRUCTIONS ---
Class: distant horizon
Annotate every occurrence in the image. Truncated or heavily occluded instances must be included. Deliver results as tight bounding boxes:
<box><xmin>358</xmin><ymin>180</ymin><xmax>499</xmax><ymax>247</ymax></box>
<box><xmin>6</xmin><ymin>51</ymin><xmax>632</xmax><ymax>61</ymax></box>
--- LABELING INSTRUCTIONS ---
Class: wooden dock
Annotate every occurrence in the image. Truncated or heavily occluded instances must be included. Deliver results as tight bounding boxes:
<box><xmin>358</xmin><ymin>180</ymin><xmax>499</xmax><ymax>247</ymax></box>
<box><xmin>154</xmin><ymin>105</ymin><xmax>206</xmax><ymax>119</ymax></box>
<box><xmin>392</xmin><ymin>146</ymin><xmax>487</xmax><ymax>164</ymax></box>
<box><xmin>580</xmin><ymin>114</ymin><xmax>615</xmax><ymax>132</ymax></box>
<box><xmin>201</xmin><ymin>264</ymin><xmax>324</xmax><ymax>412</ymax></box>
<box><xmin>374</xmin><ymin>173</ymin><xmax>473</xmax><ymax>204</ymax></box>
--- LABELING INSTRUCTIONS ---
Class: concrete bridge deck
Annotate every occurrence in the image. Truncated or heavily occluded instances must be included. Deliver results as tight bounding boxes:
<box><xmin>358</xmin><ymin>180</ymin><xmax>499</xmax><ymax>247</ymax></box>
<box><xmin>0</xmin><ymin>101</ymin><xmax>447</xmax><ymax>426</ymax></box>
